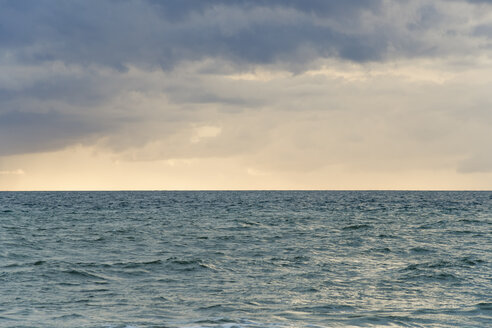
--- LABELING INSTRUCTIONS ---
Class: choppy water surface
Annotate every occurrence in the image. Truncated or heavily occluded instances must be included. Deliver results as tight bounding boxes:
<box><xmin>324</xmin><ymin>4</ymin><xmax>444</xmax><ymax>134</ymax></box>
<box><xmin>0</xmin><ymin>191</ymin><xmax>491</xmax><ymax>328</ymax></box>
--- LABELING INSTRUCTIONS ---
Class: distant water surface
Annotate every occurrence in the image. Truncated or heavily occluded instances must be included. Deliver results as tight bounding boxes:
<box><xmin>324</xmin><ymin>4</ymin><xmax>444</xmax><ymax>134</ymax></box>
<box><xmin>0</xmin><ymin>191</ymin><xmax>491</xmax><ymax>328</ymax></box>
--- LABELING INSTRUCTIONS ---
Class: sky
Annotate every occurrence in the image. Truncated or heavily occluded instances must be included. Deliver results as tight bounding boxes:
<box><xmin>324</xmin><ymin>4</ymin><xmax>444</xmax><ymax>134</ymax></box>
<box><xmin>1</xmin><ymin>0</ymin><xmax>492</xmax><ymax>190</ymax></box>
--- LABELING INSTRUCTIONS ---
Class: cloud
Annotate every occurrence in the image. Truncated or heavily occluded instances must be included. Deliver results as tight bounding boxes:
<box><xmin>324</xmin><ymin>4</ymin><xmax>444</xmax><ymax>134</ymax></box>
<box><xmin>0</xmin><ymin>0</ymin><xmax>487</xmax><ymax>71</ymax></box>
<box><xmin>0</xmin><ymin>110</ymin><xmax>107</xmax><ymax>156</ymax></box>
<box><xmin>1</xmin><ymin>0</ymin><xmax>492</xmax><ymax>182</ymax></box>
<box><xmin>0</xmin><ymin>169</ymin><xmax>25</xmax><ymax>175</ymax></box>
<box><xmin>459</xmin><ymin>154</ymin><xmax>492</xmax><ymax>173</ymax></box>
<box><xmin>474</xmin><ymin>23</ymin><xmax>492</xmax><ymax>38</ymax></box>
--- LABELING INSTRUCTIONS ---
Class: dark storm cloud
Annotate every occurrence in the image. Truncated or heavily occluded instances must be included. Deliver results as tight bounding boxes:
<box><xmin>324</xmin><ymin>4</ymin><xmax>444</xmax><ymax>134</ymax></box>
<box><xmin>144</xmin><ymin>0</ymin><xmax>382</xmax><ymax>21</ymax></box>
<box><xmin>0</xmin><ymin>75</ymin><xmax>110</xmax><ymax>107</ymax></box>
<box><xmin>462</xmin><ymin>0</ymin><xmax>492</xmax><ymax>3</ymax></box>
<box><xmin>0</xmin><ymin>0</ymin><xmax>439</xmax><ymax>71</ymax></box>
<box><xmin>474</xmin><ymin>24</ymin><xmax>492</xmax><ymax>38</ymax></box>
<box><xmin>0</xmin><ymin>110</ymin><xmax>106</xmax><ymax>156</ymax></box>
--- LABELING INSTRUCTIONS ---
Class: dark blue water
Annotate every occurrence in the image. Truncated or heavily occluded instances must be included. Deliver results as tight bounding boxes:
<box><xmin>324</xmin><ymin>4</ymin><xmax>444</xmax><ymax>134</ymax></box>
<box><xmin>0</xmin><ymin>191</ymin><xmax>491</xmax><ymax>328</ymax></box>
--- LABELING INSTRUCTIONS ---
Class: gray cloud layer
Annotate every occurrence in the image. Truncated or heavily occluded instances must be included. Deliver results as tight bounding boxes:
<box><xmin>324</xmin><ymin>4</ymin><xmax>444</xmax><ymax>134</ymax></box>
<box><xmin>1</xmin><ymin>0</ymin><xmax>487</xmax><ymax>70</ymax></box>
<box><xmin>1</xmin><ymin>0</ymin><xmax>491</xmax><ymax>176</ymax></box>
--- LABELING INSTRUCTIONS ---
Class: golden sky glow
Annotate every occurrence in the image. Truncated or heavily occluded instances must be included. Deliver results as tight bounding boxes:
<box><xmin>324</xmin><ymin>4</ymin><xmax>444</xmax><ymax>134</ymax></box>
<box><xmin>2</xmin><ymin>144</ymin><xmax>492</xmax><ymax>191</ymax></box>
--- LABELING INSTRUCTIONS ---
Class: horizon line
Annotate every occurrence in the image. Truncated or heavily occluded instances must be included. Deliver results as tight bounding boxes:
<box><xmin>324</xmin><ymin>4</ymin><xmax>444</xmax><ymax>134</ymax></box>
<box><xmin>1</xmin><ymin>189</ymin><xmax>492</xmax><ymax>192</ymax></box>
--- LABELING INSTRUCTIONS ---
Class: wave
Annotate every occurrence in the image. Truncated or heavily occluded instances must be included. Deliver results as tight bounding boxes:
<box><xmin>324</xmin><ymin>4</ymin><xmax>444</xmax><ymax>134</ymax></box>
<box><xmin>63</xmin><ymin>269</ymin><xmax>108</xmax><ymax>281</ymax></box>
<box><xmin>341</xmin><ymin>224</ymin><xmax>372</xmax><ymax>231</ymax></box>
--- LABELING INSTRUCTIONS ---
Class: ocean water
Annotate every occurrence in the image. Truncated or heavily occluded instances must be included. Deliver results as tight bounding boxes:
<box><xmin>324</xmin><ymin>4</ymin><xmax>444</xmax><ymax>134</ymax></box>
<box><xmin>0</xmin><ymin>191</ymin><xmax>491</xmax><ymax>328</ymax></box>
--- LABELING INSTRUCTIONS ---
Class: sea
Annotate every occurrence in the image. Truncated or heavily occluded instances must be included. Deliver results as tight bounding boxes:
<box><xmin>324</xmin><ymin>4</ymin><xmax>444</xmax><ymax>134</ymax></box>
<box><xmin>0</xmin><ymin>191</ymin><xmax>491</xmax><ymax>328</ymax></box>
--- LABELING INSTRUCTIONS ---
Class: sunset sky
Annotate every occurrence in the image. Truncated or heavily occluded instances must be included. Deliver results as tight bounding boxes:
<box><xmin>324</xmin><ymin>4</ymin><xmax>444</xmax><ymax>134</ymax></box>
<box><xmin>1</xmin><ymin>0</ymin><xmax>492</xmax><ymax>190</ymax></box>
